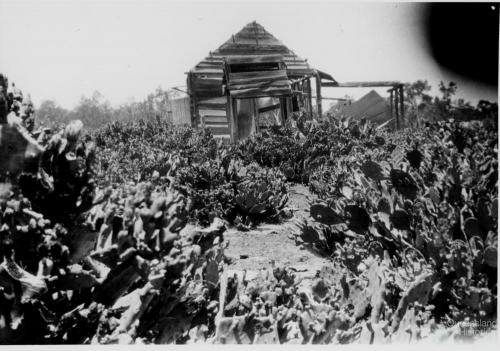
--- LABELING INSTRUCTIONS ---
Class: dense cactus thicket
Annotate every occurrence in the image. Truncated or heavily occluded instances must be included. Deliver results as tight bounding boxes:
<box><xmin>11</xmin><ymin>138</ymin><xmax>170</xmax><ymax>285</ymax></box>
<box><xmin>0</xmin><ymin>75</ymin><xmax>497</xmax><ymax>344</ymax></box>
<box><xmin>1</xmin><ymin>78</ymin><xmax>227</xmax><ymax>344</ymax></box>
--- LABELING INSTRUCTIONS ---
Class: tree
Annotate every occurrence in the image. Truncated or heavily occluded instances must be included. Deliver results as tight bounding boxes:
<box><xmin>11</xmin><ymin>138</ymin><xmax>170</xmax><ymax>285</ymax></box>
<box><xmin>434</xmin><ymin>81</ymin><xmax>458</xmax><ymax>117</ymax></box>
<box><xmin>477</xmin><ymin>100</ymin><xmax>498</xmax><ymax>123</ymax></box>
<box><xmin>404</xmin><ymin>80</ymin><xmax>432</xmax><ymax>127</ymax></box>
<box><xmin>438</xmin><ymin>81</ymin><xmax>457</xmax><ymax>102</ymax></box>
<box><xmin>69</xmin><ymin>91</ymin><xmax>113</xmax><ymax>130</ymax></box>
<box><xmin>152</xmin><ymin>87</ymin><xmax>171</xmax><ymax>121</ymax></box>
<box><xmin>35</xmin><ymin>100</ymin><xmax>70</xmax><ymax>128</ymax></box>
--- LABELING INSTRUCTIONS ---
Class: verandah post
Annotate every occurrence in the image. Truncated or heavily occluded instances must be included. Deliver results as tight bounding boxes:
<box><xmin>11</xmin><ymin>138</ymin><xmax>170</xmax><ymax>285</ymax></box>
<box><xmin>314</xmin><ymin>71</ymin><xmax>322</xmax><ymax>119</ymax></box>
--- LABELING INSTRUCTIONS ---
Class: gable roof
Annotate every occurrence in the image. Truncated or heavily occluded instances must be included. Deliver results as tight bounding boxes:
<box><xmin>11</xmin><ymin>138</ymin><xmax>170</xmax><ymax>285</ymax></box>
<box><xmin>336</xmin><ymin>90</ymin><xmax>393</xmax><ymax>125</ymax></box>
<box><xmin>190</xmin><ymin>21</ymin><xmax>314</xmax><ymax>78</ymax></box>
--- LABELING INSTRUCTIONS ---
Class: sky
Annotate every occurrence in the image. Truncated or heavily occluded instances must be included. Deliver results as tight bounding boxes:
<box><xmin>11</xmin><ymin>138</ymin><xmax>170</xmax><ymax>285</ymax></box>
<box><xmin>0</xmin><ymin>0</ymin><xmax>497</xmax><ymax>109</ymax></box>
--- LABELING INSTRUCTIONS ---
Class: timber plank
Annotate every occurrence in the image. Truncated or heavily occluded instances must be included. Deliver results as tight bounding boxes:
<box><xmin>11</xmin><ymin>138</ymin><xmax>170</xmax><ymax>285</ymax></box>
<box><xmin>204</xmin><ymin>116</ymin><xmax>228</xmax><ymax>123</ymax></box>
<box><xmin>204</xmin><ymin>121</ymin><xmax>229</xmax><ymax>126</ymax></box>
<box><xmin>225</xmin><ymin>55</ymin><xmax>283</xmax><ymax>64</ymax></box>
<box><xmin>207</xmin><ymin>126</ymin><xmax>231</xmax><ymax>135</ymax></box>
<box><xmin>199</xmin><ymin>109</ymin><xmax>227</xmax><ymax>117</ymax></box>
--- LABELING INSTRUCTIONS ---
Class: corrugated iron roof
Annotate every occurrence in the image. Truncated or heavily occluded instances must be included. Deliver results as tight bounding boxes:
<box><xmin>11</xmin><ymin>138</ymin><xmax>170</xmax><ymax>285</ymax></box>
<box><xmin>336</xmin><ymin>90</ymin><xmax>393</xmax><ymax>125</ymax></box>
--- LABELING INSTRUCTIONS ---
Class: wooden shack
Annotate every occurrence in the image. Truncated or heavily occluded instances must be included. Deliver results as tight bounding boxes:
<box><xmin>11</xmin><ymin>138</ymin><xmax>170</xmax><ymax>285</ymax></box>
<box><xmin>186</xmin><ymin>21</ymin><xmax>336</xmax><ymax>141</ymax></box>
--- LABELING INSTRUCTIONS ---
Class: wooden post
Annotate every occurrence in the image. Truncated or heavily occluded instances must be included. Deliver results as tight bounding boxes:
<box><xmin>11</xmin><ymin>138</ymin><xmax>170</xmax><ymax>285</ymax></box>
<box><xmin>394</xmin><ymin>88</ymin><xmax>399</xmax><ymax>130</ymax></box>
<box><xmin>286</xmin><ymin>96</ymin><xmax>293</xmax><ymax>118</ymax></box>
<box><xmin>307</xmin><ymin>78</ymin><xmax>313</xmax><ymax>119</ymax></box>
<box><xmin>233</xmin><ymin>98</ymin><xmax>239</xmax><ymax>141</ymax></box>
<box><xmin>253</xmin><ymin>98</ymin><xmax>260</xmax><ymax>134</ymax></box>
<box><xmin>228</xmin><ymin>97</ymin><xmax>239</xmax><ymax>142</ymax></box>
<box><xmin>399</xmin><ymin>85</ymin><xmax>404</xmax><ymax>127</ymax></box>
<box><xmin>187</xmin><ymin>73</ymin><xmax>197</xmax><ymax>127</ymax></box>
<box><xmin>389</xmin><ymin>89</ymin><xmax>393</xmax><ymax>121</ymax></box>
<box><xmin>314</xmin><ymin>71</ymin><xmax>322</xmax><ymax>119</ymax></box>
<box><xmin>280</xmin><ymin>97</ymin><xmax>287</xmax><ymax>123</ymax></box>
<box><xmin>226</xmin><ymin>94</ymin><xmax>234</xmax><ymax>142</ymax></box>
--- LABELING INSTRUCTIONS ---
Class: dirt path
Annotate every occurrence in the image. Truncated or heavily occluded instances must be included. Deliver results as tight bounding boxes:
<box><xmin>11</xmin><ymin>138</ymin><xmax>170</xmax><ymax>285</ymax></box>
<box><xmin>223</xmin><ymin>183</ymin><xmax>330</xmax><ymax>278</ymax></box>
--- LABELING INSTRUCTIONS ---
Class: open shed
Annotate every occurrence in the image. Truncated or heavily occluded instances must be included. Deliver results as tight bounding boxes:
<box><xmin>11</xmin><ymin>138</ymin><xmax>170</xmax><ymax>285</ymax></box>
<box><xmin>186</xmin><ymin>21</ymin><xmax>336</xmax><ymax>141</ymax></box>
